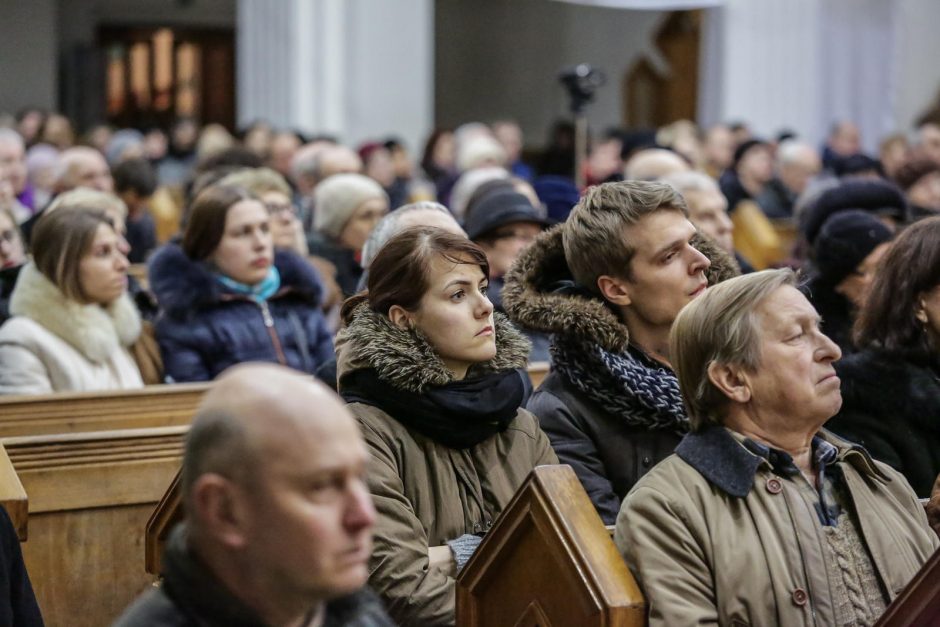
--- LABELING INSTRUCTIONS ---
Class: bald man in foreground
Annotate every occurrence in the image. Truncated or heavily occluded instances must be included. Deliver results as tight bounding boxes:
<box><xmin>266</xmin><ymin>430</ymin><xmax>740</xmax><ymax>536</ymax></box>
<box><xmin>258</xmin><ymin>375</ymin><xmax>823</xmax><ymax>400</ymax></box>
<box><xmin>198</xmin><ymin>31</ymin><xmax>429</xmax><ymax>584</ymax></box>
<box><xmin>114</xmin><ymin>363</ymin><xmax>393</xmax><ymax>627</ymax></box>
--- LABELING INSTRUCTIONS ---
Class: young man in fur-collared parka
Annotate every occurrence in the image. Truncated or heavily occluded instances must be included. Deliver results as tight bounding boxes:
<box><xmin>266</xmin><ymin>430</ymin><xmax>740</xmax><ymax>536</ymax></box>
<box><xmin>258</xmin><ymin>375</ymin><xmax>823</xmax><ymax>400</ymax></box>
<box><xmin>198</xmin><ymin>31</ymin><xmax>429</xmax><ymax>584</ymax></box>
<box><xmin>502</xmin><ymin>180</ymin><xmax>739</xmax><ymax>524</ymax></box>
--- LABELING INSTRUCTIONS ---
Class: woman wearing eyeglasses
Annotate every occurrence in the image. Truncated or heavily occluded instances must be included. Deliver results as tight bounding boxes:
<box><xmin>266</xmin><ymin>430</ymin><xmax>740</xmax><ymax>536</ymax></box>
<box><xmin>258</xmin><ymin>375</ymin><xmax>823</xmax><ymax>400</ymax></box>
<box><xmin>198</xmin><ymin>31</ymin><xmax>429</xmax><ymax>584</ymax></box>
<box><xmin>219</xmin><ymin>167</ymin><xmax>308</xmax><ymax>256</ymax></box>
<box><xmin>148</xmin><ymin>184</ymin><xmax>333</xmax><ymax>383</ymax></box>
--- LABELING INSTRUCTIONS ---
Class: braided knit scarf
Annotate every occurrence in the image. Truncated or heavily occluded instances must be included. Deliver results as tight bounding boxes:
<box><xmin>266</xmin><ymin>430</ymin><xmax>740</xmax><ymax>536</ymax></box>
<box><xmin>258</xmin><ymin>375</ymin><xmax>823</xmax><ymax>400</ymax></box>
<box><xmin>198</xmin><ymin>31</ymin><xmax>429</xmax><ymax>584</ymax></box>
<box><xmin>551</xmin><ymin>335</ymin><xmax>690</xmax><ymax>433</ymax></box>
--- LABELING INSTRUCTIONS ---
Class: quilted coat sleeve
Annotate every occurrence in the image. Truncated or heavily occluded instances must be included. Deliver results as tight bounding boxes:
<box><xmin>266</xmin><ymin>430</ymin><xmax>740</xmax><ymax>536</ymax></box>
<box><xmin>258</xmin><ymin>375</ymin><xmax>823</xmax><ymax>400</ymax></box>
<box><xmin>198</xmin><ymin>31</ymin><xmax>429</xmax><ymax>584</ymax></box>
<box><xmin>305</xmin><ymin>309</ymin><xmax>335</xmax><ymax>368</ymax></box>
<box><xmin>614</xmin><ymin>484</ymin><xmax>719</xmax><ymax>626</ymax></box>
<box><xmin>528</xmin><ymin>389</ymin><xmax>621</xmax><ymax>524</ymax></box>
<box><xmin>154</xmin><ymin>316</ymin><xmax>213</xmax><ymax>383</ymax></box>
<box><xmin>357</xmin><ymin>417</ymin><xmax>456</xmax><ymax>627</ymax></box>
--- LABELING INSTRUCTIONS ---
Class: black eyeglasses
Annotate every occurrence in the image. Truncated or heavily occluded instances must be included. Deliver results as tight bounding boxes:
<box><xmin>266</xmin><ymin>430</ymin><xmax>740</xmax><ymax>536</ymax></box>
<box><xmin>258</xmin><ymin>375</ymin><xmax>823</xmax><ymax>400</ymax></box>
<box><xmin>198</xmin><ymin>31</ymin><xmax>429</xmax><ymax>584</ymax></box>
<box><xmin>264</xmin><ymin>202</ymin><xmax>298</xmax><ymax>216</ymax></box>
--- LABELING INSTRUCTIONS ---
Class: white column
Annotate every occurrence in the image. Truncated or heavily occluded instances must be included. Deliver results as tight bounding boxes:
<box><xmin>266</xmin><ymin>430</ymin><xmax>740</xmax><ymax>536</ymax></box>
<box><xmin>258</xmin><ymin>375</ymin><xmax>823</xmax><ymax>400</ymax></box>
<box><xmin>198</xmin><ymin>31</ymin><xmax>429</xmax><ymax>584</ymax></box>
<box><xmin>237</xmin><ymin>0</ymin><xmax>433</xmax><ymax>152</ymax></box>
<box><xmin>699</xmin><ymin>0</ymin><xmax>823</xmax><ymax>142</ymax></box>
<box><xmin>699</xmin><ymin>0</ymin><xmax>903</xmax><ymax>150</ymax></box>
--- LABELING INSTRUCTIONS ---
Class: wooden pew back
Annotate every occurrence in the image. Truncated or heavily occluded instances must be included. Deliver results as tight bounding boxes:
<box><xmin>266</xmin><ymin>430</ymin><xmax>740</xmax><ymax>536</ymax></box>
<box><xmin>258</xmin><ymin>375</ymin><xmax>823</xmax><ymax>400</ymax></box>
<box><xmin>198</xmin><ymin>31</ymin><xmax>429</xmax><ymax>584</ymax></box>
<box><xmin>457</xmin><ymin>464</ymin><xmax>645</xmax><ymax>626</ymax></box>
<box><xmin>0</xmin><ymin>383</ymin><xmax>210</xmax><ymax>438</ymax></box>
<box><xmin>0</xmin><ymin>385</ymin><xmax>208</xmax><ymax>627</ymax></box>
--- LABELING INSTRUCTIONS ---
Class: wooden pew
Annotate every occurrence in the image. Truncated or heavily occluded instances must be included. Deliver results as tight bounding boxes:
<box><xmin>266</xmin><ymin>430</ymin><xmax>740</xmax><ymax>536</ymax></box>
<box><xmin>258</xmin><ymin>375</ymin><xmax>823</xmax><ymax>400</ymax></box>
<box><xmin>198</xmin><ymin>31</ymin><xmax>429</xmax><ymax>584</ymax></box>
<box><xmin>146</xmin><ymin>468</ymin><xmax>183</xmax><ymax>575</ymax></box>
<box><xmin>0</xmin><ymin>385</ymin><xmax>209</xmax><ymax>627</ymax></box>
<box><xmin>0</xmin><ymin>383</ymin><xmax>210</xmax><ymax>438</ymax></box>
<box><xmin>127</xmin><ymin>263</ymin><xmax>149</xmax><ymax>291</ymax></box>
<box><xmin>457</xmin><ymin>464</ymin><xmax>645</xmax><ymax>626</ymax></box>
<box><xmin>0</xmin><ymin>427</ymin><xmax>187</xmax><ymax>627</ymax></box>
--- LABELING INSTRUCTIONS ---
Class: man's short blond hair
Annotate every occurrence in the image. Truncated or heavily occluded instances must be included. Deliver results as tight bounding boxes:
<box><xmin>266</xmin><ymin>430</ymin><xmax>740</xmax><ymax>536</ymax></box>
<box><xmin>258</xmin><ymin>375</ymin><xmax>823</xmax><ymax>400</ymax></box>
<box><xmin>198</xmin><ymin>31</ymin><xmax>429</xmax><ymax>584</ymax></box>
<box><xmin>563</xmin><ymin>180</ymin><xmax>688</xmax><ymax>294</ymax></box>
<box><xmin>670</xmin><ymin>268</ymin><xmax>797</xmax><ymax>431</ymax></box>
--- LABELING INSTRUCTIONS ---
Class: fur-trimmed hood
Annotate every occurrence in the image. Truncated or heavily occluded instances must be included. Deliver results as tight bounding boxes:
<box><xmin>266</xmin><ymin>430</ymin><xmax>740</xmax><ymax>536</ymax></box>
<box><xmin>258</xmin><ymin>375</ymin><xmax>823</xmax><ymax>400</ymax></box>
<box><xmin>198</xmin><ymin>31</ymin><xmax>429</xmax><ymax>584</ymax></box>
<box><xmin>9</xmin><ymin>262</ymin><xmax>141</xmax><ymax>363</ymax></box>
<box><xmin>149</xmin><ymin>243</ymin><xmax>324</xmax><ymax>319</ymax></box>
<box><xmin>502</xmin><ymin>224</ymin><xmax>740</xmax><ymax>352</ymax></box>
<box><xmin>335</xmin><ymin>302</ymin><xmax>530</xmax><ymax>394</ymax></box>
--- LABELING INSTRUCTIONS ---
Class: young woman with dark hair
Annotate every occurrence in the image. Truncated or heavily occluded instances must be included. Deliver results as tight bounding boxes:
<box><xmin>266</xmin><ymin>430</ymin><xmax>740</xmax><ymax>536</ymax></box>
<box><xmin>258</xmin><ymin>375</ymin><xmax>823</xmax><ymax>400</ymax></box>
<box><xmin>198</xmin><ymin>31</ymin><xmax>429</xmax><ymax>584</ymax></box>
<box><xmin>336</xmin><ymin>226</ymin><xmax>556</xmax><ymax>626</ymax></box>
<box><xmin>148</xmin><ymin>184</ymin><xmax>333</xmax><ymax>382</ymax></box>
<box><xmin>826</xmin><ymin>216</ymin><xmax>940</xmax><ymax>496</ymax></box>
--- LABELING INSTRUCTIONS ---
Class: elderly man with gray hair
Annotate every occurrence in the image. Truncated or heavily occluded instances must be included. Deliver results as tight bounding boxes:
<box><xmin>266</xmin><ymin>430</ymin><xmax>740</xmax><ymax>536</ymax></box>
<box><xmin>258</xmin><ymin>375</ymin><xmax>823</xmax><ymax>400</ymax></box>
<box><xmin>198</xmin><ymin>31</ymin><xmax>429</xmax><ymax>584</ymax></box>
<box><xmin>360</xmin><ymin>201</ymin><xmax>464</xmax><ymax>273</ymax></box>
<box><xmin>615</xmin><ymin>269</ymin><xmax>938</xmax><ymax>627</ymax></box>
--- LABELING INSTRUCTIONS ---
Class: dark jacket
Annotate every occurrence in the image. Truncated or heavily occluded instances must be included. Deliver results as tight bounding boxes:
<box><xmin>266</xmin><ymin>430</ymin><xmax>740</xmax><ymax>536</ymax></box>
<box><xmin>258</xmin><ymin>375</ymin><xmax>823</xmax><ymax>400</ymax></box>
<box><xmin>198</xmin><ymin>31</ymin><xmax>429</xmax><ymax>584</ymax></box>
<box><xmin>149</xmin><ymin>244</ymin><xmax>333</xmax><ymax>383</ymax></box>
<box><xmin>803</xmin><ymin>274</ymin><xmax>856</xmax><ymax>354</ymax></box>
<box><xmin>113</xmin><ymin>525</ymin><xmax>393</xmax><ymax>627</ymax></box>
<box><xmin>0</xmin><ymin>506</ymin><xmax>42</xmax><ymax>626</ymax></box>
<box><xmin>502</xmin><ymin>226</ymin><xmax>739</xmax><ymax>524</ymax></box>
<box><xmin>307</xmin><ymin>233</ymin><xmax>363</xmax><ymax>298</ymax></box>
<box><xmin>0</xmin><ymin>265</ymin><xmax>22</xmax><ymax>325</ymax></box>
<box><xmin>826</xmin><ymin>347</ymin><xmax>940</xmax><ymax>497</ymax></box>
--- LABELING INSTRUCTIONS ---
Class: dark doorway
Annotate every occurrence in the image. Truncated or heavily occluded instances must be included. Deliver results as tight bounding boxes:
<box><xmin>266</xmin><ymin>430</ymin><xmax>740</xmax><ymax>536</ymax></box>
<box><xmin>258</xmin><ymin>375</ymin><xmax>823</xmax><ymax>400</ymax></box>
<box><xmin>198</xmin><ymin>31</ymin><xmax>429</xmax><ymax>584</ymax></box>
<box><xmin>623</xmin><ymin>10</ymin><xmax>701</xmax><ymax>128</ymax></box>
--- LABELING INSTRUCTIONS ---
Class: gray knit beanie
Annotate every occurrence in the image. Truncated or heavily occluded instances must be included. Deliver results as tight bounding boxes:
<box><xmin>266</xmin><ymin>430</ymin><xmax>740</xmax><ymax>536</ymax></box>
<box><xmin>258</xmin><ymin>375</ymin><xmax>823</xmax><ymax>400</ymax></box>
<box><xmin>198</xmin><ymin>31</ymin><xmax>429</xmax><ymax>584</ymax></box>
<box><xmin>313</xmin><ymin>173</ymin><xmax>388</xmax><ymax>239</ymax></box>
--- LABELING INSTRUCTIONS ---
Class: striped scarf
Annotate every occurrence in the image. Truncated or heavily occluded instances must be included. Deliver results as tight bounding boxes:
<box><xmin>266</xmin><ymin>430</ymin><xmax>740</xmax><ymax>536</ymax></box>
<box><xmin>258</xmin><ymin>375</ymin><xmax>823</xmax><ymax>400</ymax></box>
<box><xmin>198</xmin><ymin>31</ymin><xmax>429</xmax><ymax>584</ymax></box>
<box><xmin>551</xmin><ymin>335</ymin><xmax>689</xmax><ymax>433</ymax></box>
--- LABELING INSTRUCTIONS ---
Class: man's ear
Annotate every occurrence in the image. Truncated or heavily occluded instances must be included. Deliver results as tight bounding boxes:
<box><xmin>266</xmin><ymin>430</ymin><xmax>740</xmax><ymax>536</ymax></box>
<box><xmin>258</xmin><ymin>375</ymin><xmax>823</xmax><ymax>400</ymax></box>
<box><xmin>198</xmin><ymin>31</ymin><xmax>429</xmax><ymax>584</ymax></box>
<box><xmin>190</xmin><ymin>474</ymin><xmax>250</xmax><ymax>549</ymax></box>
<box><xmin>388</xmin><ymin>305</ymin><xmax>412</xmax><ymax>330</ymax></box>
<box><xmin>707</xmin><ymin>361</ymin><xmax>751</xmax><ymax>404</ymax></box>
<box><xmin>597</xmin><ymin>274</ymin><xmax>632</xmax><ymax>307</ymax></box>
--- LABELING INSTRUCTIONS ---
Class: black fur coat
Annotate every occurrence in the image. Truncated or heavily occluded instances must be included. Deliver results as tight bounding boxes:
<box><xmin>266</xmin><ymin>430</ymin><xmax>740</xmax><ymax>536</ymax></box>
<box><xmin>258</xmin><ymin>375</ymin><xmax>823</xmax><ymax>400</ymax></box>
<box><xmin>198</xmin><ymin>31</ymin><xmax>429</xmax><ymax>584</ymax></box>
<box><xmin>826</xmin><ymin>347</ymin><xmax>940</xmax><ymax>497</ymax></box>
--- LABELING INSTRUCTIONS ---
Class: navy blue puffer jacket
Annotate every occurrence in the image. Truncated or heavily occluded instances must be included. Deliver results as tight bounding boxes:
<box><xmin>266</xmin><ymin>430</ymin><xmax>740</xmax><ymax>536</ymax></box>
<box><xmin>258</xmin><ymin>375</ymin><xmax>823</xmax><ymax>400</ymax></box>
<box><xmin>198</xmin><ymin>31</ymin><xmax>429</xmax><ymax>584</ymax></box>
<box><xmin>149</xmin><ymin>244</ymin><xmax>334</xmax><ymax>382</ymax></box>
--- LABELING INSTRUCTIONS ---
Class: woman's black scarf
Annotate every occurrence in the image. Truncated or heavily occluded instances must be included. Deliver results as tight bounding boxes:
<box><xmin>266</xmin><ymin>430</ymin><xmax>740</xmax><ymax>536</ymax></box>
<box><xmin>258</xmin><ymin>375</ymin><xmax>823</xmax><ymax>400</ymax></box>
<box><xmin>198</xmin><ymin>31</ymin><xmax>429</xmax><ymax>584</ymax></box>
<box><xmin>341</xmin><ymin>367</ymin><xmax>531</xmax><ymax>449</ymax></box>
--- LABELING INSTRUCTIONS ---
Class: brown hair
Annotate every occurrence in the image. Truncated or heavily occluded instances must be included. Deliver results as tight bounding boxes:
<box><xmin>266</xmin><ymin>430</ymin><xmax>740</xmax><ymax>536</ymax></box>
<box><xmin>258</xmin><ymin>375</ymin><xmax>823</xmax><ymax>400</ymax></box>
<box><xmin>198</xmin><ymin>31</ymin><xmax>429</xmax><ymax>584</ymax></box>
<box><xmin>670</xmin><ymin>268</ymin><xmax>796</xmax><ymax>431</ymax></box>
<box><xmin>182</xmin><ymin>184</ymin><xmax>255</xmax><ymax>260</ymax></box>
<box><xmin>219</xmin><ymin>167</ymin><xmax>292</xmax><ymax>198</ymax></box>
<box><xmin>563</xmin><ymin>180</ymin><xmax>688</xmax><ymax>295</ymax></box>
<box><xmin>341</xmin><ymin>226</ymin><xmax>489</xmax><ymax>323</ymax></box>
<box><xmin>855</xmin><ymin>216</ymin><xmax>940</xmax><ymax>351</ymax></box>
<box><xmin>31</xmin><ymin>206</ymin><xmax>115</xmax><ymax>302</ymax></box>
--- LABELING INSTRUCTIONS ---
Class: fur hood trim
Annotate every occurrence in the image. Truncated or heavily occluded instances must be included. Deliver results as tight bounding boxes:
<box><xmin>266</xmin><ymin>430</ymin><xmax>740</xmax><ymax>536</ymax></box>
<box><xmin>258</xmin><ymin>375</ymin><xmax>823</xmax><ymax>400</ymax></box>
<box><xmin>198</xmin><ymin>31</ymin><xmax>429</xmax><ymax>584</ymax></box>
<box><xmin>149</xmin><ymin>243</ymin><xmax>324</xmax><ymax>319</ymax></box>
<box><xmin>502</xmin><ymin>224</ymin><xmax>740</xmax><ymax>352</ymax></box>
<box><xmin>335</xmin><ymin>303</ymin><xmax>530</xmax><ymax>394</ymax></box>
<box><xmin>10</xmin><ymin>262</ymin><xmax>141</xmax><ymax>362</ymax></box>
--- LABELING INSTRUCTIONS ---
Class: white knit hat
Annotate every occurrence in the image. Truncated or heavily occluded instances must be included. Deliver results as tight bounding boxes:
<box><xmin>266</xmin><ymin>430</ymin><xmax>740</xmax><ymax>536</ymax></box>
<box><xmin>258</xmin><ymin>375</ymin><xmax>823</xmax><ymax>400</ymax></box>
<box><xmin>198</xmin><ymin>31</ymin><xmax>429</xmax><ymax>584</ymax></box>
<box><xmin>456</xmin><ymin>135</ymin><xmax>507</xmax><ymax>173</ymax></box>
<box><xmin>312</xmin><ymin>173</ymin><xmax>388</xmax><ymax>239</ymax></box>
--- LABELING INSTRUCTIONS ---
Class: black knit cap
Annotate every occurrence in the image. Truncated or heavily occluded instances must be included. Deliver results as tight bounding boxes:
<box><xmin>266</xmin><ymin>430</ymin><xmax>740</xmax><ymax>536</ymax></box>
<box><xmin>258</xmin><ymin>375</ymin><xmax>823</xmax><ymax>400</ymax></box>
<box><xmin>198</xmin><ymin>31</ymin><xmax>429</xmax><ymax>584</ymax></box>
<box><xmin>732</xmin><ymin>138</ymin><xmax>769</xmax><ymax>170</ymax></box>
<box><xmin>814</xmin><ymin>210</ymin><xmax>892</xmax><ymax>285</ymax></box>
<box><xmin>802</xmin><ymin>179</ymin><xmax>907</xmax><ymax>245</ymax></box>
<box><xmin>464</xmin><ymin>191</ymin><xmax>552</xmax><ymax>241</ymax></box>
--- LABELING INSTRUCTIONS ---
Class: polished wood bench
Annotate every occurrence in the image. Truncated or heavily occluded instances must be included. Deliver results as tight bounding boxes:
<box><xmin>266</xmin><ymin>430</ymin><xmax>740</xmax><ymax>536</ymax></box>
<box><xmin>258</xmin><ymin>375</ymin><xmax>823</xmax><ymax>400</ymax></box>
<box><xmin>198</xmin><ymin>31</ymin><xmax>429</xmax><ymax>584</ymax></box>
<box><xmin>0</xmin><ymin>383</ymin><xmax>210</xmax><ymax>438</ymax></box>
<box><xmin>0</xmin><ymin>427</ymin><xmax>187</xmax><ymax>627</ymax></box>
<box><xmin>0</xmin><ymin>384</ymin><xmax>209</xmax><ymax>626</ymax></box>
<box><xmin>457</xmin><ymin>464</ymin><xmax>645</xmax><ymax>626</ymax></box>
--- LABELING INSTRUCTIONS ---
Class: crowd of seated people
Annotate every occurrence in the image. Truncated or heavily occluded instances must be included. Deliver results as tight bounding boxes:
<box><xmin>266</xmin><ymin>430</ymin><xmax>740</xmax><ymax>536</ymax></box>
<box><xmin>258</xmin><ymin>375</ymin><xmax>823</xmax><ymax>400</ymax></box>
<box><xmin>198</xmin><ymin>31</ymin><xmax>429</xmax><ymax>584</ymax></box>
<box><xmin>0</xmin><ymin>107</ymin><xmax>939</xmax><ymax>626</ymax></box>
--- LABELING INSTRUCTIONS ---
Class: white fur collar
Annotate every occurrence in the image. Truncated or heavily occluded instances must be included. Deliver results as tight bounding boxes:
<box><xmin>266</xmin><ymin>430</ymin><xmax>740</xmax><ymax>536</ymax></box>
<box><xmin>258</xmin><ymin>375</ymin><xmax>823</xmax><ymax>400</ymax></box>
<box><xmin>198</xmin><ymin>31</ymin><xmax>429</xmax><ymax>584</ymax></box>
<box><xmin>9</xmin><ymin>262</ymin><xmax>142</xmax><ymax>363</ymax></box>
